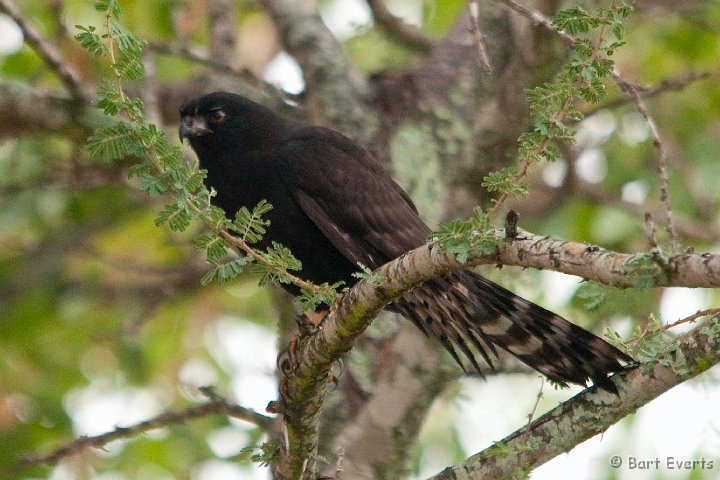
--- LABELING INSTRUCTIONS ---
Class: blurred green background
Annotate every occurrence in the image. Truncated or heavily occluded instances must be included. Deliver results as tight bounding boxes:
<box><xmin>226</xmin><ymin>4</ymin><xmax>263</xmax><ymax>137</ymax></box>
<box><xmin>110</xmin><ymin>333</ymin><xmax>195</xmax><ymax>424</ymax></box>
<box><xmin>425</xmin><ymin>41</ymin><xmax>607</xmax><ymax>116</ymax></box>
<box><xmin>1</xmin><ymin>1</ymin><xmax>720</xmax><ymax>479</ymax></box>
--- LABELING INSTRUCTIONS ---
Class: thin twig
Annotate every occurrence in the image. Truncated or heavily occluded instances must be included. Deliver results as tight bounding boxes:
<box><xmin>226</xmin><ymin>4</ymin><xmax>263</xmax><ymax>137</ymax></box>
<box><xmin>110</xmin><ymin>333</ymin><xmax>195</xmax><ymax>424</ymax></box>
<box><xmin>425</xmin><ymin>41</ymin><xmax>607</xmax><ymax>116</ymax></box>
<box><xmin>366</xmin><ymin>0</ymin><xmax>436</xmax><ymax>52</ymax></box>
<box><xmin>584</xmin><ymin>70</ymin><xmax>718</xmax><ymax>117</ymax></box>
<box><xmin>522</xmin><ymin>377</ymin><xmax>544</xmax><ymax>440</ymax></box>
<box><xmin>428</xmin><ymin>316</ymin><xmax>720</xmax><ymax>479</ymax></box>
<box><xmin>208</xmin><ymin>0</ymin><xmax>236</xmax><ymax>66</ymax></box>
<box><xmin>468</xmin><ymin>0</ymin><xmax>492</xmax><ymax>74</ymax></box>
<box><xmin>613</xmin><ymin>68</ymin><xmax>678</xmax><ymax>251</ymax></box>
<box><xmin>489</xmin><ymin>3</ymin><xmax>613</xmax><ymax>217</ymax></box>
<box><xmin>506</xmin><ymin>0</ymin><xmax>678</xmax><ymax>248</ymax></box>
<box><xmin>644</xmin><ymin>212</ymin><xmax>658</xmax><ymax>249</ymax></box>
<box><xmin>574</xmin><ymin>178</ymin><xmax>720</xmax><ymax>243</ymax></box>
<box><xmin>15</xmin><ymin>388</ymin><xmax>275</xmax><ymax>471</ymax></box>
<box><xmin>0</xmin><ymin>0</ymin><xmax>91</xmax><ymax>102</ymax></box>
<box><xmin>147</xmin><ymin>41</ymin><xmax>295</xmax><ymax>101</ymax></box>
<box><xmin>625</xmin><ymin>307</ymin><xmax>720</xmax><ymax>344</ymax></box>
<box><xmin>148</xmin><ymin>41</ymin><xmax>236</xmax><ymax>74</ymax></box>
<box><xmin>499</xmin><ymin>0</ymin><xmax>574</xmax><ymax>45</ymax></box>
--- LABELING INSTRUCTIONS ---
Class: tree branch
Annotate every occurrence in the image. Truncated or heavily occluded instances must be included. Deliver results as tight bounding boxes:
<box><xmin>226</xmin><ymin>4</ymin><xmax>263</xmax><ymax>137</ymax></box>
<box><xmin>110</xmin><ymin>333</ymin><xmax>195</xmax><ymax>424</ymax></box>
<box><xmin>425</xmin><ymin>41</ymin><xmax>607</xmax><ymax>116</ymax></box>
<box><xmin>323</xmin><ymin>322</ymin><xmax>459</xmax><ymax>478</ymax></box>
<box><xmin>366</xmin><ymin>0</ymin><xmax>436</xmax><ymax>52</ymax></box>
<box><xmin>274</xmin><ymin>228</ymin><xmax>720</xmax><ymax>478</ymax></box>
<box><xmin>208</xmin><ymin>0</ymin><xmax>237</xmax><ymax>65</ymax></box>
<box><xmin>428</xmin><ymin>315</ymin><xmax>720</xmax><ymax>479</ymax></box>
<box><xmin>583</xmin><ymin>70</ymin><xmax>718</xmax><ymax>117</ymax></box>
<box><xmin>15</xmin><ymin>388</ymin><xmax>277</xmax><ymax>472</ymax></box>
<box><xmin>612</xmin><ymin>67</ymin><xmax>678</xmax><ymax>250</ymax></box>
<box><xmin>259</xmin><ymin>0</ymin><xmax>376</xmax><ymax>142</ymax></box>
<box><xmin>562</xmin><ymin>167</ymin><xmax>720</xmax><ymax>245</ymax></box>
<box><xmin>499</xmin><ymin>0</ymin><xmax>575</xmax><ymax>45</ymax></box>
<box><xmin>1</xmin><ymin>83</ymin><xmax>98</xmax><ymax>144</ymax></box>
<box><xmin>147</xmin><ymin>41</ymin><xmax>286</xmax><ymax>98</ymax></box>
<box><xmin>0</xmin><ymin>0</ymin><xmax>92</xmax><ymax>103</ymax></box>
<box><xmin>477</xmin><ymin>230</ymin><xmax>720</xmax><ymax>288</ymax></box>
<box><xmin>468</xmin><ymin>0</ymin><xmax>492</xmax><ymax>74</ymax></box>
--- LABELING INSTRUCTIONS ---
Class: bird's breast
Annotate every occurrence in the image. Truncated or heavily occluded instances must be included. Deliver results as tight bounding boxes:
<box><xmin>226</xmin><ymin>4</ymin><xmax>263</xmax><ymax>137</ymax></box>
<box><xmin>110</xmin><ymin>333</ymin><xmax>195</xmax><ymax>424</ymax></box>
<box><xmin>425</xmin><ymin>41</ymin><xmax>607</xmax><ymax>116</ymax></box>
<box><xmin>202</xmin><ymin>153</ymin><xmax>359</xmax><ymax>291</ymax></box>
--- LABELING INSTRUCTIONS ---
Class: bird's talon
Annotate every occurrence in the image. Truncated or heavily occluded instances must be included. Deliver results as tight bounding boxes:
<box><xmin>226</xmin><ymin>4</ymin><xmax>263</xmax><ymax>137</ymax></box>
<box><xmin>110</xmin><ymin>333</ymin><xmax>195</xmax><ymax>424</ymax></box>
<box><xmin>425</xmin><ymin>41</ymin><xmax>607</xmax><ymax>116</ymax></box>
<box><xmin>266</xmin><ymin>399</ymin><xmax>286</xmax><ymax>414</ymax></box>
<box><xmin>276</xmin><ymin>348</ymin><xmax>293</xmax><ymax>375</ymax></box>
<box><xmin>288</xmin><ymin>335</ymin><xmax>299</xmax><ymax>369</ymax></box>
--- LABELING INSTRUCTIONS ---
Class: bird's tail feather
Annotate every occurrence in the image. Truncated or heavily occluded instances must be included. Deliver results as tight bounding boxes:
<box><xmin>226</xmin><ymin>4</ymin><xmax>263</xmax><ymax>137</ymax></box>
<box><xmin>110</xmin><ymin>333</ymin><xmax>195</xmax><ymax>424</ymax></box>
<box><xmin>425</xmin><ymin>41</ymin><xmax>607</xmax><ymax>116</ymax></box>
<box><xmin>389</xmin><ymin>270</ymin><xmax>631</xmax><ymax>392</ymax></box>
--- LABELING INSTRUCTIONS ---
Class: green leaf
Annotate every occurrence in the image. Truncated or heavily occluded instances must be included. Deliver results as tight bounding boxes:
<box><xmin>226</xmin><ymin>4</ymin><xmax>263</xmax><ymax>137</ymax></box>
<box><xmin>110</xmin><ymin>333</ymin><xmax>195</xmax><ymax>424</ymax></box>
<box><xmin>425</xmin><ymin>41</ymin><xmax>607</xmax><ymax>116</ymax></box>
<box><xmin>214</xmin><ymin>257</ymin><xmax>254</xmax><ymax>285</ymax></box>
<box><xmin>94</xmin><ymin>82</ymin><xmax>124</xmax><ymax>115</ymax></box>
<box><xmin>352</xmin><ymin>263</ymin><xmax>384</xmax><ymax>287</ymax></box>
<box><xmin>482</xmin><ymin>167</ymin><xmax>528</xmax><ymax>197</ymax></box>
<box><xmin>87</xmin><ymin>122</ymin><xmax>144</xmax><ymax>162</ymax></box>
<box><xmin>74</xmin><ymin>26</ymin><xmax>108</xmax><ymax>56</ymax></box>
<box><xmin>264</xmin><ymin>241</ymin><xmax>301</xmax><ymax>272</ymax></box>
<box><xmin>96</xmin><ymin>0</ymin><xmax>121</xmax><ymax>18</ymax></box>
<box><xmin>232</xmin><ymin>200</ymin><xmax>273</xmax><ymax>243</ymax></box>
<box><xmin>240</xmin><ymin>440</ymin><xmax>280</xmax><ymax>468</ymax></box>
<box><xmin>623</xmin><ymin>254</ymin><xmax>666</xmax><ymax>290</ymax></box>
<box><xmin>115</xmin><ymin>50</ymin><xmax>145</xmax><ymax>81</ymax></box>
<box><xmin>431</xmin><ymin>208</ymin><xmax>497</xmax><ymax>264</ymax></box>
<box><xmin>294</xmin><ymin>282</ymin><xmax>343</xmax><ymax>311</ymax></box>
<box><xmin>155</xmin><ymin>203</ymin><xmax>193</xmax><ymax>232</ymax></box>
<box><xmin>202</xmin><ymin>205</ymin><xmax>230</xmax><ymax>230</ymax></box>
<box><xmin>576</xmin><ymin>281</ymin><xmax>606</xmax><ymax>311</ymax></box>
<box><xmin>551</xmin><ymin>7</ymin><xmax>600</xmax><ymax>34</ymax></box>
<box><xmin>193</xmin><ymin>232</ymin><xmax>231</xmax><ymax>262</ymax></box>
<box><xmin>252</xmin><ymin>241</ymin><xmax>302</xmax><ymax>287</ymax></box>
<box><xmin>109</xmin><ymin>21</ymin><xmax>145</xmax><ymax>55</ymax></box>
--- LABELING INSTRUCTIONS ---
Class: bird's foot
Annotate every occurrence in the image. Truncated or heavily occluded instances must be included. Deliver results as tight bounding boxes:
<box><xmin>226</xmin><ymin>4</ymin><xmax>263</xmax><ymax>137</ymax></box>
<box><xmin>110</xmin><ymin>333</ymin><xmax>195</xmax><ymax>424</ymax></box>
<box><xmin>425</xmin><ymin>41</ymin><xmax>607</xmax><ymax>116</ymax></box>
<box><xmin>296</xmin><ymin>309</ymin><xmax>328</xmax><ymax>336</ymax></box>
<box><xmin>333</xmin><ymin>290</ymin><xmax>346</xmax><ymax>311</ymax></box>
<box><xmin>276</xmin><ymin>334</ymin><xmax>301</xmax><ymax>374</ymax></box>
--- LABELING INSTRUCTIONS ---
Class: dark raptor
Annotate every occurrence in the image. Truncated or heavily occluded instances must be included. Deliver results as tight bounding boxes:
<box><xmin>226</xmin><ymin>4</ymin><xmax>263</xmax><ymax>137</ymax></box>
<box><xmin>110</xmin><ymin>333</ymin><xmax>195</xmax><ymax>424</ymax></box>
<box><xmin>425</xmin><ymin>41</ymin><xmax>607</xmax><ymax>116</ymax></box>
<box><xmin>179</xmin><ymin>91</ymin><xmax>631</xmax><ymax>391</ymax></box>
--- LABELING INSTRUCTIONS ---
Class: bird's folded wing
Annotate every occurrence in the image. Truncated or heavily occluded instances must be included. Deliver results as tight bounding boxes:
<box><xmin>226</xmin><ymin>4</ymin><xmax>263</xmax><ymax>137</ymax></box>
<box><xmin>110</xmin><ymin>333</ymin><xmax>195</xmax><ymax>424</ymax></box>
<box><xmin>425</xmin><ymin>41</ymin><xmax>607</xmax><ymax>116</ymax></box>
<box><xmin>273</xmin><ymin>127</ymin><xmax>430</xmax><ymax>269</ymax></box>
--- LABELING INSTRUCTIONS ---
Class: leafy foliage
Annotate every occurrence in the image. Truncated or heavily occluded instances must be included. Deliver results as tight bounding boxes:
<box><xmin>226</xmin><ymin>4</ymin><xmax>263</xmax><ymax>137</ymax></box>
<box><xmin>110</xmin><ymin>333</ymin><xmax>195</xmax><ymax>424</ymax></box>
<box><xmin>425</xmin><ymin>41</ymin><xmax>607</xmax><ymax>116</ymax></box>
<box><xmin>294</xmin><ymin>281</ymin><xmax>345</xmax><ymax>311</ymax></box>
<box><xmin>481</xmin><ymin>167</ymin><xmax>528</xmax><ymax>196</ymax></box>
<box><xmin>240</xmin><ymin>440</ymin><xmax>281</xmax><ymax>468</ymax></box>
<box><xmin>87</xmin><ymin>123</ymin><xmax>145</xmax><ymax>162</ymax></box>
<box><xmin>609</xmin><ymin>314</ymin><xmax>690</xmax><ymax>375</ymax></box>
<box><xmin>231</xmin><ymin>200</ymin><xmax>273</xmax><ymax>243</ymax></box>
<box><xmin>254</xmin><ymin>242</ymin><xmax>303</xmax><ymax>286</ymax></box>
<box><xmin>431</xmin><ymin>208</ymin><xmax>497</xmax><ymax>264</ymax></box>
<box><xmin>74</xmin><ymin>0</ymin><xmax>317</xmax><ymax>299</ymax></box>
<box><xmin>575</xmin><ymin>281</ymin><xmax>608</xmax><ymax>311</ymax></box>
<box><xmin>3</xmin><ymin>0</ymin><xmax>720</xmax><ymax>479</ymax></box>
<box><xmin>201</xmin><ymin>256</ymin><xmax>256</xmax><ymax>286</ymax></box>
<box><xmin>352</xmin><ymin>262</ymin><xmax>385</xmax><ymax>287</ymax></box>
<box><xmin>622</xmin><ymin>253</ymin><xmax>667</xmax><ymax>290</ymax></box>
<box><xmin>436</xmin><ymin>2</ymin><xmax>634</xmax><ymax>260</ymax></box>
<box><xmin>482</xmin><ymin>1</ymin><xmax>633</xmax><ymax>213</ymax></box>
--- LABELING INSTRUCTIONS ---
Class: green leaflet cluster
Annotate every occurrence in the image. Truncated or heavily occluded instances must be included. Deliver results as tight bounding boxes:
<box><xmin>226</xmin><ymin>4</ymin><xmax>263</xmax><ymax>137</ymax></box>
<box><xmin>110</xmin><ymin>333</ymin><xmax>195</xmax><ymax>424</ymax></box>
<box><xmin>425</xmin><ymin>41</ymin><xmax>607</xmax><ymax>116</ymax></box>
<box><xmin>434</xmin><ymin>0</ymin><xmax>633</xmax><ymax>262</ymax></box>
<box><xmin>431</xmin><ymin>207</ymin><xmax>498</xmax><ymax>264</ymax></box>
<box><xmin>75</xmin><ymin>0</ymin><xmax>334</xmax><ymax>310</ymax></box>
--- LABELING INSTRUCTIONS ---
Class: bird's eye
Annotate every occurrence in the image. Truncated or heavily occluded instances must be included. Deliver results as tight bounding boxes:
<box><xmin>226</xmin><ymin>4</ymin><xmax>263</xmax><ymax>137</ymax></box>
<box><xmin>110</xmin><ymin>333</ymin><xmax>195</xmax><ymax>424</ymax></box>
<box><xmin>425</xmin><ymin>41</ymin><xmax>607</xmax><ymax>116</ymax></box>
<box><xmin>208</xmin><ymin>110</ymin><xmax>226</xmax><ymax>125</ymax></box>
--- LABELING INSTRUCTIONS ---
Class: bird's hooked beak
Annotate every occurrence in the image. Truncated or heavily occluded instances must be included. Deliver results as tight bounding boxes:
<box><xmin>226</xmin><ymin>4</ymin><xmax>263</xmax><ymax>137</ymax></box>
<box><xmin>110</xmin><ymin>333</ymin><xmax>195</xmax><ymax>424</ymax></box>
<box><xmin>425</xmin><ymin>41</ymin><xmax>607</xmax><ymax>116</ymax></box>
<box><xmin>179</xmin><ymin>115</ymin><xmax>210</xmax><ymax>143</ymax></box>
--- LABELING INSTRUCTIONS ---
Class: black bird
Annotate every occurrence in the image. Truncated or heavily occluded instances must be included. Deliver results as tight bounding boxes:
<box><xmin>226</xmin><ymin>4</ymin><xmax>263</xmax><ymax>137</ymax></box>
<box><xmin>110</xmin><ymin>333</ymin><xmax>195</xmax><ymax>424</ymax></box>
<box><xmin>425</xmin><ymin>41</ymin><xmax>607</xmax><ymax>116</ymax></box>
<box><xmin>179</xmin><ymin>91</ymin><xmax>631</xmax><ymax>391</ymax></box>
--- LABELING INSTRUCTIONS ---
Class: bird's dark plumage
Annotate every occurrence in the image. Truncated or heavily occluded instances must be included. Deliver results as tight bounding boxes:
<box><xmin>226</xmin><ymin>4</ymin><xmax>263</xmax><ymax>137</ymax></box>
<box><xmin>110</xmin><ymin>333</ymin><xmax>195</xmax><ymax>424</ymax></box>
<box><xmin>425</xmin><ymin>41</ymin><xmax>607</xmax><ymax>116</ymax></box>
<box><xmin>180</xmin><ymin>92</ymin><xmax>631</xmax><ymax>391</ymax></box>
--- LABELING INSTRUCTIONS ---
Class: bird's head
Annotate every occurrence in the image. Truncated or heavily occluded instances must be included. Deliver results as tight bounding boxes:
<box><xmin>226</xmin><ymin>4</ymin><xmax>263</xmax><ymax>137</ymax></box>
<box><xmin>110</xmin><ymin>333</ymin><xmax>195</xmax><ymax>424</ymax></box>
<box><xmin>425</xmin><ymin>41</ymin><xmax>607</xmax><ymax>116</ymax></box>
<box><xmin>179</xmin><ymin>92</ymin><xmax>286</xmax><ymax>155</ymax></box>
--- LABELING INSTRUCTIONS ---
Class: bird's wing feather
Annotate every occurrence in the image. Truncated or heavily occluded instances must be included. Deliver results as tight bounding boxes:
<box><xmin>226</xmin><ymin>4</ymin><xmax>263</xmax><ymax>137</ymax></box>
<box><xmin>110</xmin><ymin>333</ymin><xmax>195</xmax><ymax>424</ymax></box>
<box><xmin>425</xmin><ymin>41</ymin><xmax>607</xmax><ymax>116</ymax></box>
<box><xmin>273</xmin><ymin>127</ymin><xmax>429</xmax><ymax>268</ymax></box>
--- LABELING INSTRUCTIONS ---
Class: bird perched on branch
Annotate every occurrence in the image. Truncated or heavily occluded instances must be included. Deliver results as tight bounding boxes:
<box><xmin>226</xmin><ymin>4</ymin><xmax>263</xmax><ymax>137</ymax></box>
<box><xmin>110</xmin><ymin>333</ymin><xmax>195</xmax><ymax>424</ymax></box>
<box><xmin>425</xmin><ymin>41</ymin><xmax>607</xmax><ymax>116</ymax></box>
<box><xmin>179</xmin><ymin>91</ymin><xmax>631</xmax><ymax>391</ymax></box>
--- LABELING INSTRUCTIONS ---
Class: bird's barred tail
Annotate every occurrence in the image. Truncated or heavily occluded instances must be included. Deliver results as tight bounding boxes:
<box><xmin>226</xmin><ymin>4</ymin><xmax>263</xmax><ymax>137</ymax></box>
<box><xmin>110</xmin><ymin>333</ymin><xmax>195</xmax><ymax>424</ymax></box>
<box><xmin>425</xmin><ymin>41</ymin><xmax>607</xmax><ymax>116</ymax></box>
<box><xmin>390</xmin><ymin>270</ymin><xmax>631</xmax><ymax>392</ymax></box>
